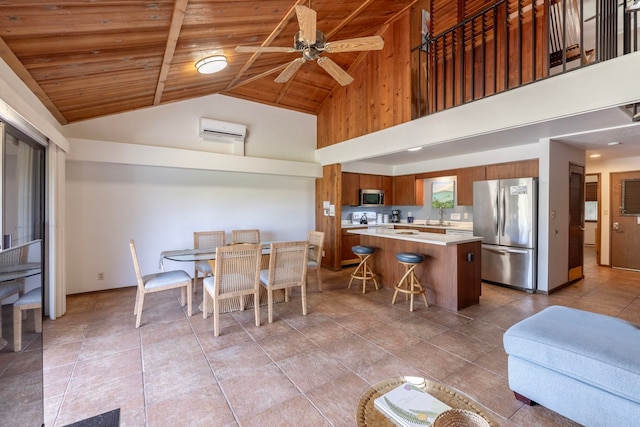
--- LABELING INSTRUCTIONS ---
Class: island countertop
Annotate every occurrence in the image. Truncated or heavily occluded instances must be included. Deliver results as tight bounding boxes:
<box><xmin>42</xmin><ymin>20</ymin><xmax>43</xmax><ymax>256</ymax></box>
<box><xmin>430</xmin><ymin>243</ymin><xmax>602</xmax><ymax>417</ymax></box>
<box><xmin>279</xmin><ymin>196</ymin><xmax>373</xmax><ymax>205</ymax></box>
<box><xmin>347</xmin><ymin>228</ymin><xmax>482</xmax><ymax>246</ymax></box>
<box><xmin>350</xmin><ymin>229</ymin><xmax>483</xmax><ymax>311</ymax></box>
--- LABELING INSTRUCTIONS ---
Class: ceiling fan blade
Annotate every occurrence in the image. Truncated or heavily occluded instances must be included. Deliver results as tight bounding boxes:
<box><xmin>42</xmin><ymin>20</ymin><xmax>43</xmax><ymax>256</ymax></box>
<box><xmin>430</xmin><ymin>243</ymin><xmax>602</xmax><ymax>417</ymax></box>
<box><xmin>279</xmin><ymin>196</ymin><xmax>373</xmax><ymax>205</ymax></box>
<box><xmin>324</xmin><ymin>36</ymin><xmax>385</xmax><ymax>53</ymax></box>
<box><xmin>295</xmin><ymin>5</ymin><xmax>317</xmax><ymax>45</ymax></box>
<box><xmin>275</xmin><ymin>58</ymin><xmax>305</xmax><ymax>83</ymax></box>
<box><xmin>317</xmin><ymin>57</ymin><xmax>354</xmax><ymax>86</ymax></box>
<box><xmin>235</xmin><ymin>46</ymin><xmax>297</xmax><ymax>53</ymax></box>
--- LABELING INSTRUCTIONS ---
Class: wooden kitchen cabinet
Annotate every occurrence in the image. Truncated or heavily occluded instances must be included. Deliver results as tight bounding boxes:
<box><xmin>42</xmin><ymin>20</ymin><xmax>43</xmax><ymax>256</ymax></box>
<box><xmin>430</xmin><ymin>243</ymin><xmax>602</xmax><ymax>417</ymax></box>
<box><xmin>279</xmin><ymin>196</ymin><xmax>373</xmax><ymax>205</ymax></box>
<box><xmin>359</xmin><ymin>173</ymin><xmax>382</xmax><ymax>190</ymax></box>
<box><xmin>485</xmin><ymin>159</ymin><xmax>539</xmax><ymax>180</ymax></box>
<box><xmin>382</xmin><ymin>175</ymin><xmax>394</xmax><ymax>206</ymax></box>
<box><xmin>456</xmin><ymin>166</ymin><xmax>486</xmax><ymax>206</ymax></box>
<box><xmin>341</xmin><ymin>172</ymin><xmax>359</xmax><ymax>206</ymax></box>
<box><xmin>393</xmin><ymin>174</ymin><xmax>424</xmax><ymax>205</ymax></box>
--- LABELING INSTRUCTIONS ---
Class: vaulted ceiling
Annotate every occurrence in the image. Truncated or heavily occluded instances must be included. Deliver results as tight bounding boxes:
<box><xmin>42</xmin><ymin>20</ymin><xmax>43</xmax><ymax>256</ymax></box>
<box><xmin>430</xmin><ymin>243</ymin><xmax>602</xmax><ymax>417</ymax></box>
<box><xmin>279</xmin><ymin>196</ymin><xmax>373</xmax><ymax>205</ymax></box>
<box><xmin>0</xmin><ymin>0</ymin><xmax>416</xmax><ymax>125</ymax></box>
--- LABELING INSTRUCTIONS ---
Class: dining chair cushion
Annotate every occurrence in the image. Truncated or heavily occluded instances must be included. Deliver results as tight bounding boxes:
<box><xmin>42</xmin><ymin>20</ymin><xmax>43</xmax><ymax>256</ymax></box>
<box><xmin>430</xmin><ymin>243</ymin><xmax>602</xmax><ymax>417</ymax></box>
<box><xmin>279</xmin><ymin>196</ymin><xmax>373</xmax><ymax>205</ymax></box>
<box><xmin>203</xmin><ymin>273</ymin><xmax>255</xmax><ymax>293</ymax></box>
<box><xmin>142</xmin><ymin>270</ymin><xmax>192</xmax><ymax>290</ymax></box>
<box><xmin>195</xmin><ymin>260</ymin><xmax>212</xmax><ymax>275</ymax></box>
<box><xmin>0</xmin><ymin>281</ymin><xmax>21</xmax><ymax>300</ymax></box>
<box><xmin>307</xmin><ymin>260</ymin><xmax>318</xmax><ymax>268</ymax></box>
<box><xmin>259</xmin><ymin>269</ymin><xmax>270</xmax><ymax>286</ymax></box>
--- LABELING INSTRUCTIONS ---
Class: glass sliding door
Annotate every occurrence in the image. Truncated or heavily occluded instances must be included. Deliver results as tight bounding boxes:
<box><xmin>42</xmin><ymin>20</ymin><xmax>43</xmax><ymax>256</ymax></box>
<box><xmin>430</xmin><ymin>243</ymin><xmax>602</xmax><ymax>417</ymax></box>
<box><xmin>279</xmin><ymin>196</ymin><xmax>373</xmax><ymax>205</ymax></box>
<box><xmin>0</xmin><ymin>121</ymin><xmax>45</xmax><ymax>426</ymax></box>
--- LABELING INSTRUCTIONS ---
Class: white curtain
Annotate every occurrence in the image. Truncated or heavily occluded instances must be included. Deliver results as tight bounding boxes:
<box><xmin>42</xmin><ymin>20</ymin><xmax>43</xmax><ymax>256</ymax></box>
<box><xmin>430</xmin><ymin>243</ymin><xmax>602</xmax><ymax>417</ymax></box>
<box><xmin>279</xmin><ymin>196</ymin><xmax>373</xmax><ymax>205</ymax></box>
<box><xmin>16</xmin><ymin>140</ymin><xmax>34</xmax><ymax>243</ymax></box>
<box><xmin>46</xmin><ymin>143</ymin><xmax>66</xmax><ymax>319</ymax></box>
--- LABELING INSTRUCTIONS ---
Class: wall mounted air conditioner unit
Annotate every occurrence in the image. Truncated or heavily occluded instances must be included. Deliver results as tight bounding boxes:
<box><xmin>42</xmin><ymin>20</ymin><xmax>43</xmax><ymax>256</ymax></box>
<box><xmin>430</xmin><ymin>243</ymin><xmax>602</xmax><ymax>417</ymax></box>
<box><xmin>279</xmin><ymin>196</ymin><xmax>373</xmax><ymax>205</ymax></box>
<box><xmin>199</xmin><ymin>118</ymin><xmax>246</xmax><ymax>143</ymax></box>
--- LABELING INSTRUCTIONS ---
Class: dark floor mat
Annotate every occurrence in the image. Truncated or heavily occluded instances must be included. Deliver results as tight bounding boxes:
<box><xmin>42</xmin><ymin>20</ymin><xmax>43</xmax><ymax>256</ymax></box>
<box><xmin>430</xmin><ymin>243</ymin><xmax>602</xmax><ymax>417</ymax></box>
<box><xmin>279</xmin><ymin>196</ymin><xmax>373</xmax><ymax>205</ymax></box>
<box><xmin>63</xmin><ymin>409</ymin><xmax>120</xmax><ymax>427</ymax></box>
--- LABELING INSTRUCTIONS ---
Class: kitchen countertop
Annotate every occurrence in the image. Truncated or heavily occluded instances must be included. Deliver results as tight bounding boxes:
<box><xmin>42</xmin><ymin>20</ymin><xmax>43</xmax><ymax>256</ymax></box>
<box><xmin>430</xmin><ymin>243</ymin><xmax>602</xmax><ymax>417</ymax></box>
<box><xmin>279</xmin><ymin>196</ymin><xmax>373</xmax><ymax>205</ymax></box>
<box><xmin>347</xmin><ymin>227</ymin><xmax>481</xmax><ymax>246</ymax></box>
<box><xmin>342</xmin><ymin>222</ymin><xmax>473</xmax><ymax>231</ymax></box>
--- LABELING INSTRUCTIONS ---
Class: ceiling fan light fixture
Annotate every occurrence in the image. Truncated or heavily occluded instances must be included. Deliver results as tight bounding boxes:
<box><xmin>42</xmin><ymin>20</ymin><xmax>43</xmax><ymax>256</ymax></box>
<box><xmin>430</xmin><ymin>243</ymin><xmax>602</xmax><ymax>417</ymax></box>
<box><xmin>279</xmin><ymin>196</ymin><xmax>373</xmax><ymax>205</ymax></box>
<box><xmin>196</xmin><ymin>55</ymin><xmax>228</xmax><ymax>74</ymax></box>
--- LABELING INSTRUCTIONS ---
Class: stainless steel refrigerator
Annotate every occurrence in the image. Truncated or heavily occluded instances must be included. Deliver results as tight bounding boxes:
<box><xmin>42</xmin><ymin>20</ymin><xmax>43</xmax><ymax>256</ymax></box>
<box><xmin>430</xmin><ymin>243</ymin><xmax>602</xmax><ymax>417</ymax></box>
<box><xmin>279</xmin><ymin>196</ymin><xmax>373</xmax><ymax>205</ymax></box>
<box><xmin>473</xmin><ymin>177</ymin><xmax>538</xmax><ymax>291</ymax></box>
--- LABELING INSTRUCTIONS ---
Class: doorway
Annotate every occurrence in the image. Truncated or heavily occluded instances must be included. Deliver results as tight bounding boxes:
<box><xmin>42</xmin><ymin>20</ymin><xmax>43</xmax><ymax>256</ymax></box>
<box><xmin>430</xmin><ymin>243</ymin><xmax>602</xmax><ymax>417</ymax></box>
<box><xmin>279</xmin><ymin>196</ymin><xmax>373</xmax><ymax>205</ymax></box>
<box><xmin>568</xmin><ymin>163</ymin><xmax>585</xmax><ymax>282</ymax></box>
<box><xmin>0</xmin><ymin>121</ymin><xmax>45</xmax><ymax>426</ymax></box>
<box><xmin>610</xmin><ymin>170</ymin><xmax>640</xmax><ymax>271</ymax></box>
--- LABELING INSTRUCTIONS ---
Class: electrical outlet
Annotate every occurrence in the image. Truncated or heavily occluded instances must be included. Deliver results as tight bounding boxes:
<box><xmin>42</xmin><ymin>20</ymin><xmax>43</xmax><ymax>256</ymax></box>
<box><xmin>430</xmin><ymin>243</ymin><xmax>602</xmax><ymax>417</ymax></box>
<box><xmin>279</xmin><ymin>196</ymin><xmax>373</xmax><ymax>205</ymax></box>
<box><xmin>322</xmin><ymin>250</ymin><xmax>326</xmax><ymax>257</ymax></box>
<box><xmin>98</xmin><ymin>272</ymin><xmax>104</xmax><ymax>280</ymax></box>
<box><xmin>463</xmin><ymin>212</ymin><xmax>468</xmax><ymax>219</ymax></box>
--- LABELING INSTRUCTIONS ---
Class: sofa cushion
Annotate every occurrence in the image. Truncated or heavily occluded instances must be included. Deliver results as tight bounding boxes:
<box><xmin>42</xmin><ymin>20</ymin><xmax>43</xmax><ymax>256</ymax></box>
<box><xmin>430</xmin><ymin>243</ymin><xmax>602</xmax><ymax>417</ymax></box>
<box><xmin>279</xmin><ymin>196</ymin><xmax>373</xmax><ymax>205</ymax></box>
<box><xmin>504</xmin><ymin>305</ymin><xmax>640</xmax><ymax>404</ymax></box>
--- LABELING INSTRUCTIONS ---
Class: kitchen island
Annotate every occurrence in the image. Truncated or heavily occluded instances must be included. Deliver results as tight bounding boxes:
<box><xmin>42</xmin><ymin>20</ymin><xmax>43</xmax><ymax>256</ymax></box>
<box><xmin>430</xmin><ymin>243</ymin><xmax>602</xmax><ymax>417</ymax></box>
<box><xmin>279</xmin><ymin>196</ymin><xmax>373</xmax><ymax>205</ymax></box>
<box><xmin>347</xmin><ymin>228</ymin><xmax>483</xmax><ymax>311</ymax></box>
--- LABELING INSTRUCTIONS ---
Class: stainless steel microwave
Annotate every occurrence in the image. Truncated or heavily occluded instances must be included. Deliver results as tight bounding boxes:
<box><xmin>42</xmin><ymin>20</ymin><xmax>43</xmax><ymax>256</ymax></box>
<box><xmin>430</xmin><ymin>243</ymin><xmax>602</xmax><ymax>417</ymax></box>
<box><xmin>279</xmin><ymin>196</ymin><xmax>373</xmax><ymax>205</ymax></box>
<box><xmin>359</xmin><ymin>189</ymin><xmax>385</xmax><ymax>207</ymax></box>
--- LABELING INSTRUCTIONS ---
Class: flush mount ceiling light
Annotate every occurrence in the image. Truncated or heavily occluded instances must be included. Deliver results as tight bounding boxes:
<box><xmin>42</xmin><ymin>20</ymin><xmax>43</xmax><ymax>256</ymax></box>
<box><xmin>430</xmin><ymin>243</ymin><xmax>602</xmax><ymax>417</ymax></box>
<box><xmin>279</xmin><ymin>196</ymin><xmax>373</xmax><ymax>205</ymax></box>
<box><xmin>590</xmin><ymin>153</ymin><xmax>601</xmax><ymax>158</ymax></box>
<box><xmin>407</xmin><ymin>147</ymin><xmax>423</xmax><ymax>151</ymax></box>
<box><xmin>195</xmin><ymin>55</ymin><xmax>228</xmax><ymax>74</ymax></box>
<box><xmin>607</xmin><ymin>141</ymin><xmax>621</xmax><ymax>146</ymax></box>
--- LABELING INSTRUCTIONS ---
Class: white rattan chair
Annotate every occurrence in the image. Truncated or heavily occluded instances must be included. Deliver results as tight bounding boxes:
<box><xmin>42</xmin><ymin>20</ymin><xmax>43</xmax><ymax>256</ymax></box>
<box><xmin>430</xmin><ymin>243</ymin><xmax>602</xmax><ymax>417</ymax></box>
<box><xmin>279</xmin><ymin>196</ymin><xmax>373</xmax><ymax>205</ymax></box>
<box><xmin>13</xmin><ymin>286</ymin><xmax>42</xmax><ymax>352</ymax></box>
<box><xmin>202</xmin><ymin>243</ymin><xmax>262</xmax><ymax>336</ymax></box>
<box><xmin>307</xmin><ymin>230</ymin><xmax>325</xmax><ymax>292</ymax></box>
<box><xmin>129</xmin><ymin>240</ymin><xmax>192</xmax><ymax>328</ymax></box>
<box><xmin>259</xmin><ymin>241</ymin><xmax>309</xmax><ymax>324</ymax></box>
<box><xmin>193</xmin><ymin>231</ymin><xmax>226</xmax><ymax>293</ymax></box>
<box><xmin>231</xmin><ymin>229</ymin><xmax>260</xmax><ymax>244</ymax></box>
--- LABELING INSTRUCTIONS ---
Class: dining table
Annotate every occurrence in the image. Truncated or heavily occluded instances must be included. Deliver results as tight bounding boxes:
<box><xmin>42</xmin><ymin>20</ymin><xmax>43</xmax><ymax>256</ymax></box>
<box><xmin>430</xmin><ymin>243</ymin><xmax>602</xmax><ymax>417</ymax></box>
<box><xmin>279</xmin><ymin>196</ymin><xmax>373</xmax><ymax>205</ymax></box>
<box><xmin>159</xmin><ymin>243</ymin><xmax>282</xmax><ymax>314</ymax></box>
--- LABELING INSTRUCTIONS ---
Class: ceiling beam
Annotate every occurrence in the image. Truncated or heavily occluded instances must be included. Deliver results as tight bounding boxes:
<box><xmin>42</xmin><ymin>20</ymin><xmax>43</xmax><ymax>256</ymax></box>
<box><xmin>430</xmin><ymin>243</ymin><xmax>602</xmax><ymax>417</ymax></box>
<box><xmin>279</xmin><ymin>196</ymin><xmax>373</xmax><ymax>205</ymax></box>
<box><xmin>153</xmin><ymin>0</ymin><xmax>189</xmax><ymax>106</ymax></box>
<box><xmin>0</xmin><ymin>36</ymin><xmax>67</xmax><ymax>125</ymax></box>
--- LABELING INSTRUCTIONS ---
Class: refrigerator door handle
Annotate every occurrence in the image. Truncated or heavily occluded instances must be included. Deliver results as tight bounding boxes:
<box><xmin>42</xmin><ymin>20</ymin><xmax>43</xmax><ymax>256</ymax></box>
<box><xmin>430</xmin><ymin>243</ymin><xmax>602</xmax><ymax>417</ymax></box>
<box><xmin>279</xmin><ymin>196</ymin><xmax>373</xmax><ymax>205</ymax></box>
<box><xmin>500</xmin><ymin>187</ymin><xmax>506</xmax><ymax>236</ymax></box>
<box><xmin>484</xmin><ymin>246</ymin><xmax>529</xmax><ymax>255</ymax></box>
<box><xmin>493</xmin><ymin>190</ymin><xmax>499</xmax><ymax>235</ymax></box>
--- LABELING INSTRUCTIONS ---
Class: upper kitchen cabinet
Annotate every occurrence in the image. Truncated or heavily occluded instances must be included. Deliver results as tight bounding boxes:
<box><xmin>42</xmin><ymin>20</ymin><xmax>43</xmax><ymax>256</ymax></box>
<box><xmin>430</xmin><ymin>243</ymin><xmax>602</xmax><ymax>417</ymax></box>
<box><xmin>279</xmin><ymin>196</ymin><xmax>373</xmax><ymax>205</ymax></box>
<box><xmin>382</xmin><ymin>176</ymin><xmax>394</xmax><ymax>206</ymax></box>
<box><xmin>393</xmin><ymin>175</ymin><xmax>424</xmax><ymax>205</ymax></box>
<box><xmin>359</xmin><ymin>174</ymin><xmax>383</xmax><ymax>190</ymax></box>
<box><xmin>342</xmin><ymin>172</ymin><xmax>360</xmax><ymax>206</ymax></box>
<box><xmin>456</xmin><ymin>166</ymin><xmax>486</xmax><ymax>206</ymax></box>
<box><xmin>485</xmin><ymin>159</ymin><xmax>539</xmax><ymax>180</ymax></box>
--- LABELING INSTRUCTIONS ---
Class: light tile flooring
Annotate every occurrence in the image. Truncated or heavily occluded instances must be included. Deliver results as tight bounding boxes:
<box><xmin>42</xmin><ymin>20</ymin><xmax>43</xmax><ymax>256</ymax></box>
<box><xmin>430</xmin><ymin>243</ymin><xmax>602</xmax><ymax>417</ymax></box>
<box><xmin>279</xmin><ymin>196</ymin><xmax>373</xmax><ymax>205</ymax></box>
<box><xmin>40</xmin><ymin>247</ymin><xmax>640</xmax><ymax>426</ymax></box>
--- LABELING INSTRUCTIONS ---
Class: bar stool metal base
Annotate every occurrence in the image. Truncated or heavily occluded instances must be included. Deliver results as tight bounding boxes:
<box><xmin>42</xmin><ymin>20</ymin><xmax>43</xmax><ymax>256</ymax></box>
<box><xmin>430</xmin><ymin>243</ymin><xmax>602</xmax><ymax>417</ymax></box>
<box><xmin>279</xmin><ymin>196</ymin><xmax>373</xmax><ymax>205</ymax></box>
<box><xmin>392</xmin><ymin>253</ymin><xmax>428</xmax><ymax>312</ymax></box>
<box><xmin>348</xmin><ymin>246</ymin><xmax>379</xmax><ymax>294</ymax></box>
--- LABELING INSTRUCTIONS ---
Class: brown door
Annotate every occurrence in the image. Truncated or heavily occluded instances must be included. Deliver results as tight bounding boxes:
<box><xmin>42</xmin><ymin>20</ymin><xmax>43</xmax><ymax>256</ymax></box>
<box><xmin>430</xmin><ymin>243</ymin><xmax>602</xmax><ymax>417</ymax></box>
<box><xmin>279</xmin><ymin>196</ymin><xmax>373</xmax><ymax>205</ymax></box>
<box><xmin>611</xmin><ymin>171</ymin><xmax>640</xmax><ymax>271</ymax></box>
<box><xmin>568</xmin><ymin>164</ymin><xmax>585</xmax><ymax>282</ymax></box>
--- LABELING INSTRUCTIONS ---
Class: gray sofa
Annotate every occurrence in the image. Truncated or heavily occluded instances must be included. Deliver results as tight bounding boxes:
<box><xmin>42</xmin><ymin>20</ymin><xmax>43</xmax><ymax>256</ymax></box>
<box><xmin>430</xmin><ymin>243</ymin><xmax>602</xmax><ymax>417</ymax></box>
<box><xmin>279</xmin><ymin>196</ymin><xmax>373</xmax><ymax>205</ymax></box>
<box><xmin>503</xmin><ymin>305</ymin><xmax>640</xmax><ymax>427</ymax></box>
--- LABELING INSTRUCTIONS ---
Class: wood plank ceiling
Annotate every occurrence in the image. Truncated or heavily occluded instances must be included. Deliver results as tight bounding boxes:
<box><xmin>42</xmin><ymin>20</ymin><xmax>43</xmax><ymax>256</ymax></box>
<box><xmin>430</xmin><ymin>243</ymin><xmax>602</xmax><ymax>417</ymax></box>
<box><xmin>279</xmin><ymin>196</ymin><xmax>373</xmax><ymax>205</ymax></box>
<box><xmin>0</xmin><ymin>0</ymin><xmax>416</xmax><ymax>125</ymax></box>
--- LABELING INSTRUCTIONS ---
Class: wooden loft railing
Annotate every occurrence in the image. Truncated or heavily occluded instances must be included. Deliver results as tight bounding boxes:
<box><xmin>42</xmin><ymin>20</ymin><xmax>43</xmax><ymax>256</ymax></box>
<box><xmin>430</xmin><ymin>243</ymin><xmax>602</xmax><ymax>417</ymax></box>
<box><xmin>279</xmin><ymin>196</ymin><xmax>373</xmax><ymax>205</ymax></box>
<box><xmin>412</xmin><ymin>0</ymin><xmax>640</xmax><ymax>118</ymax></box>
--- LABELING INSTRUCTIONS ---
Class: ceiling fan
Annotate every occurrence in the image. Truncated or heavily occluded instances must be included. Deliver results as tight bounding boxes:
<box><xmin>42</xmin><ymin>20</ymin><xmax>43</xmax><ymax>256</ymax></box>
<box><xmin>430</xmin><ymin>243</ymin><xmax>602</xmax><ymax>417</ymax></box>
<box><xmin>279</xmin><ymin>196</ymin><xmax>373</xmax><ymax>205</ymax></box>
<box><xmin>234</xmin><ymin>5</ymin><xmax>384</xmax><ymax>86</ymax></box>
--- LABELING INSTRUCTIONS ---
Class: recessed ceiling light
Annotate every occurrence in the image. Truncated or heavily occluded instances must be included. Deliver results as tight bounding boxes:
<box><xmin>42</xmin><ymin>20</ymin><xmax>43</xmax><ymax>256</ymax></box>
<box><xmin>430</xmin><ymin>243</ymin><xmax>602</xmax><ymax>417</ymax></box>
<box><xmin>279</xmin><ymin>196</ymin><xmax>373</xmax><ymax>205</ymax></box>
<box><xmin>407</xmin><ymin>147</ymin><xmax>422</xmax><ymax>152</ymax></box>
<box><xmin>195</xmin><ymin>55</ymin><xmax>228</xmax><ymax>74</ymax></box>
<box><xmin>607</xmin><ymin>141</ymin><xmax>621</xmax><ymax>146</ymax></box>
<box><xmin>590</xmin><ymin>153</ymin><xmax>601</xmax><ymax>158</ymax></box>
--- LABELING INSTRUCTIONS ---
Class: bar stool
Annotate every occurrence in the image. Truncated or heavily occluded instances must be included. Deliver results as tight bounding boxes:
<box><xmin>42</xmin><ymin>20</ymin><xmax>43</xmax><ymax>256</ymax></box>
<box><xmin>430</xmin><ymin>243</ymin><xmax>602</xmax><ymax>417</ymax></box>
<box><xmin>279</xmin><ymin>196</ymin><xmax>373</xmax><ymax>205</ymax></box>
<box><xmin>348</xmin><ymin>245</ymin><xmax>379</xmax><ymax>293</ymax></box>
<box><xmin>392</xmin><ymin>252</ymin><xmax>428</xmax><ymax>312</ymax></box>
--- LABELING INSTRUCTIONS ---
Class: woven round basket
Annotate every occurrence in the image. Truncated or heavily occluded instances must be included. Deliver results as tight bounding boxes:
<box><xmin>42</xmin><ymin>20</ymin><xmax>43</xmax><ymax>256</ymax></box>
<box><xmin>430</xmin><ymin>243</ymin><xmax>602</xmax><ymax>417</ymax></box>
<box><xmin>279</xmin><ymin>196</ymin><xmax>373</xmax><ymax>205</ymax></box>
<box><xmin>433</xmin><ymin>408</ymin><xmax>491</xmax><ymax>427</ymax></box>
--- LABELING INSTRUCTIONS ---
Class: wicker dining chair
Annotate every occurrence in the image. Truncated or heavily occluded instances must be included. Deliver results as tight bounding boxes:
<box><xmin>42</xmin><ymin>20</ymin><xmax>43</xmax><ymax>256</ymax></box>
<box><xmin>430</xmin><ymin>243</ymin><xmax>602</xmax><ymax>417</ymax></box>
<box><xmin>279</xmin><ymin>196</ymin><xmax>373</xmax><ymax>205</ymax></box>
<box><xmin>307</xmin><ymin>230</ymin><xmax>325</xmax><ymax>292</ymax></box>
<box><xmin>259</xmin><ymin>241</ymin><xmax>309</xmax><ymax>324</ymax></box>
<box><xmin>193</xmin><ymin>230</ymin><xmax>226</xmax><ymax>293</ymax></box>
<box><xmin>202</xmin><ymin>243</ymin><xmax>262</xmax><ymax>336</ymax></box>
<box><xmin>129</xmin><ymin>240</ymin><xmax>192</xmax><ymax>328</ymax></box>
<box><xmin>231</xmin><ymin>229</ymin><xmax>260</xmax><ymax>244</ymax></box>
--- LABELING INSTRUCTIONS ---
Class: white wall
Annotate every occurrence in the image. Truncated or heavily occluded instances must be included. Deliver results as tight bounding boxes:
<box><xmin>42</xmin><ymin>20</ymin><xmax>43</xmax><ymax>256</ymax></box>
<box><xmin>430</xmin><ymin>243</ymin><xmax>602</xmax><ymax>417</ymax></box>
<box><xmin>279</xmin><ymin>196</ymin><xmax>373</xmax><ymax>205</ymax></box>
<box><xmin>65</xmin><ymin>161</ymin><xmax>315</xmax><ymax>294</ymax></box>
<box><xmin>61</xmin><ymin>94</ymin><xmax>319</xmax><ymax>294</ymax></box>
<box><xmin>543</xmin><ymin>139</ymin><xmax>586</xmax><ymax>292</ymax></box>
<box><xmin>63</xmin><ymin>93</ymin><xmax>316</xmax><ymax>162</ymax></box>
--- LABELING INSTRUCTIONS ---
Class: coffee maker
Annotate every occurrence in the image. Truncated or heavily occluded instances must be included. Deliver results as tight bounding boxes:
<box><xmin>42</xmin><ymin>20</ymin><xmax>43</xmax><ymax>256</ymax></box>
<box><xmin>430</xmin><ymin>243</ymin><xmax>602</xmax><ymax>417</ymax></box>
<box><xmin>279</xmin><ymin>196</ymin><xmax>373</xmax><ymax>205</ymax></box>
<box><xmin>390</xmin><ymin>209</ymin><xmax>400</xmax><ymax>223</ymax></box>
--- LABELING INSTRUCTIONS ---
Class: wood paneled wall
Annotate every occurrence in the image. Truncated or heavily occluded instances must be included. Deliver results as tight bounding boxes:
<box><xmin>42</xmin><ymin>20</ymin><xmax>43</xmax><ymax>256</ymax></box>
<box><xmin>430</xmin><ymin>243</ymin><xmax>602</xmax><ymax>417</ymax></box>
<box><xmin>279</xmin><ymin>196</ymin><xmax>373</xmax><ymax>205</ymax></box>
<box><xmin>317</xmin><ymin>12</ymin><xmax>413</xmax><ymax>148</ymax></box>
<box><xmin>315</xmin><ymin>164</ymin><xmax>342</xmax><ymax>270</ymax></box>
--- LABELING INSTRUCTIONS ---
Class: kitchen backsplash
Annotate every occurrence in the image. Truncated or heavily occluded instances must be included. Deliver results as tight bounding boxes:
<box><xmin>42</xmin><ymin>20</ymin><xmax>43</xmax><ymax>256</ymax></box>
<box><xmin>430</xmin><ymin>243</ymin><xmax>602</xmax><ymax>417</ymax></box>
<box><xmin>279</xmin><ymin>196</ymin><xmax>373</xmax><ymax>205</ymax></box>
<box><xmin>342</xmin><ymin>176</ymin><xmax>474</xmax><ymax>223</ymax></box>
